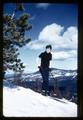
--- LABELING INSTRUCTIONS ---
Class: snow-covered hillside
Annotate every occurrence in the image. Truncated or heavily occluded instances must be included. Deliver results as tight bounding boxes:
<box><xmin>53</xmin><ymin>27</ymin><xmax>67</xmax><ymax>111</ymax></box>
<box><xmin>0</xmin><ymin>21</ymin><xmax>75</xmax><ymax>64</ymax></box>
<box><xmin>3</xmin><ymin>86</ymin><xmax>77</xmax><ymax>117</ymax></box>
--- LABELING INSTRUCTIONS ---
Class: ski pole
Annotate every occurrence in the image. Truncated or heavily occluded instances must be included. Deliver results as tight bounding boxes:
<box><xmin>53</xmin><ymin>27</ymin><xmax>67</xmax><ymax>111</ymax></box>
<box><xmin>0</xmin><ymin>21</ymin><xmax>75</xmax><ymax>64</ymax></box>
<box><xmin>50</xmin><ymin>69</ymin><xmax>58</xmax><ymax>88</ymax></box>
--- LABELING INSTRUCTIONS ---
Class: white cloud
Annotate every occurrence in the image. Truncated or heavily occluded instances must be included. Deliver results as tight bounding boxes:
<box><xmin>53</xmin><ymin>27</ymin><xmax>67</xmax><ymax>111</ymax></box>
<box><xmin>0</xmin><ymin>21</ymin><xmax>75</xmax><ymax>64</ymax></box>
<box><xmin>36</xmin><ymin>3</ymin><xmax>50</xmax><ymax>9</ymax></box>
<box><xmin>52</xmin><ymin>51</ymin><xmax>71</xmax><ymax>60</ymax></box>
<box><xmin>39</xmin><ymin>23</ymin><xmax>64</xmax><ymax>43</ymax></box>
<box><xmin>52</xmin><ymin>50</ymin><xmax>77</xmax><ymax>60</ymax></box>
<box><xmin>62</xmin><ymin>26</ymin><xmax>78</xmax><ymax>50</ymax></box>
<box><xmin>26</xmin><ymin>23</ymin><xmax>78</xmax><ymax>60</ymax></box>
<box><xmin>26</xmin><ymin>40</ymin><xmax>45</xmax><ymax>50</ymax></box>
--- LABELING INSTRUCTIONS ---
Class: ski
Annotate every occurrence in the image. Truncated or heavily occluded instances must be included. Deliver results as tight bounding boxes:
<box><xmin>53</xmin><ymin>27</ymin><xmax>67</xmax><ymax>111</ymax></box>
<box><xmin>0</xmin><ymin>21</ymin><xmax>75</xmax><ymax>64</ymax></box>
<box><xmin>37</xmin><ymin>90</ymin><xmax>68</xmax><ymax>104</ymax></box>
<box><xmin>48</xmin><ymin>96</ymin><xmax>68</xmax><ymax>104</ymax></box>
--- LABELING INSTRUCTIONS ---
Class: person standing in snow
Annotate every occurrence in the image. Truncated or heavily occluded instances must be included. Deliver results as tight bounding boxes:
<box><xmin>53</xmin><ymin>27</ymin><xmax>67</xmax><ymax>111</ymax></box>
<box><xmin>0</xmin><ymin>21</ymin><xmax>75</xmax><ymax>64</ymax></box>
<box><xmin>36</xmin><ymin>45</ymin><xmax>52</xmax><ymax>95</ymax></box>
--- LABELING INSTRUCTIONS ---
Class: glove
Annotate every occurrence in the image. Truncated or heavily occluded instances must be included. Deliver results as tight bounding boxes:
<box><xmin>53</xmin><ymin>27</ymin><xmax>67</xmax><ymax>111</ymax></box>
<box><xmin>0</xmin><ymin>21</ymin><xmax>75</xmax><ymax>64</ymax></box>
<box><xmin>38</xmin><ymin>66</ymin><xmax>41</xmax><ymax>69</ymax></box>
<box><xmin>38</xmin><ymin>66</ymin><xmax>42</xmax><ymax>73</ymax></box>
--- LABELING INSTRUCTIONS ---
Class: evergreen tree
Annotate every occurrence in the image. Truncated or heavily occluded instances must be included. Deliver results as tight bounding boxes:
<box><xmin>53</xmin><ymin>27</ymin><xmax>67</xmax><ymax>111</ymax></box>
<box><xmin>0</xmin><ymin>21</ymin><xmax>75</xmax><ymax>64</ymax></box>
<box><xmin>3</xmin><ymin>3</ymin><xmax>32</xmax><ymax>76</ymax></box>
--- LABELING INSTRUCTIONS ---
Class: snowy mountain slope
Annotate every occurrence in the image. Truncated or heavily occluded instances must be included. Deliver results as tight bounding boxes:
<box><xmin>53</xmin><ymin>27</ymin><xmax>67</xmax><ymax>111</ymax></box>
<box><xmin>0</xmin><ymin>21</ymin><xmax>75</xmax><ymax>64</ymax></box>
<box><xmin>3</xmin><ymin>86</ymin><xmax>77</xmax><ymax>117</ymax></box>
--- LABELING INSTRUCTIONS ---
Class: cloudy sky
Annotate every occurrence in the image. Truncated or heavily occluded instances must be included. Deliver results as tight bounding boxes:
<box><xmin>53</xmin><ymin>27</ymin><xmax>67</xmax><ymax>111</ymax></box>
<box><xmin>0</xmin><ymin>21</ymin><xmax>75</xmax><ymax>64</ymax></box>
<box><xmin>4</xmin><ymin>3</ymin><xmax>78</xmax><ymax>73</ymax></box>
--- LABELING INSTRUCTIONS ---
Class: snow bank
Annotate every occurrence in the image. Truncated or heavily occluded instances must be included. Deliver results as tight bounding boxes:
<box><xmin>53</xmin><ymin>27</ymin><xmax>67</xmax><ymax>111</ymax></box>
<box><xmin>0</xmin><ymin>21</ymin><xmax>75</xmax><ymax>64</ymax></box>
<box><xmin>3</xmin><ymin>86</ymin><xmax>77</xmax><ymax>117</ymax></box>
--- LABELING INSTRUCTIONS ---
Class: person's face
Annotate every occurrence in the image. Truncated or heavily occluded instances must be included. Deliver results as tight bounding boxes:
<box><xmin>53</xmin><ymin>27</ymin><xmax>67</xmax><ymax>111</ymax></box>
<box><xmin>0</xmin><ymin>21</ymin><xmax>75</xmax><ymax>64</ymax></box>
<box><xmin>46</xmin><ymin>48</ymin><xmax>51</xmax><ymax>53</ymax></box>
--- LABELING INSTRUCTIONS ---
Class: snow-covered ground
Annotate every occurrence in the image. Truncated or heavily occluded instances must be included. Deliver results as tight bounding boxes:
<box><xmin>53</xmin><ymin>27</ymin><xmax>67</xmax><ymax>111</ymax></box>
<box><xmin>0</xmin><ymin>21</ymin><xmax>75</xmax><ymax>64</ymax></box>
<box><xmin>3</xmin><ymin>86</ymin><xmax>77</xmax><ymax>117</ymax></box>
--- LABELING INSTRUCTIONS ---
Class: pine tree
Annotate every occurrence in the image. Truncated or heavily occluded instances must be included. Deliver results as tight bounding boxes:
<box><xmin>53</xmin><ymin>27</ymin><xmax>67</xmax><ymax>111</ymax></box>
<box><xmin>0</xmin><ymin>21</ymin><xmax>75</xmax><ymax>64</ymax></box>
<box><xmin>3</xmin><ymin>4</ymin><xmax>32</xmax><ymax>76</ymax></box>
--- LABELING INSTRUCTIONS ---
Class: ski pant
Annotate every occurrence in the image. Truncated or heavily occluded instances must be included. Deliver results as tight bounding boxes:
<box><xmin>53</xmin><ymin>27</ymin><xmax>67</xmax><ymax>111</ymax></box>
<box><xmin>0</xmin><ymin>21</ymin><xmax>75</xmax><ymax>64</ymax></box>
<box><xmin>40</xmin><ymin>67</ymin><xmax>49</xmax><ymax>91</ymax></box>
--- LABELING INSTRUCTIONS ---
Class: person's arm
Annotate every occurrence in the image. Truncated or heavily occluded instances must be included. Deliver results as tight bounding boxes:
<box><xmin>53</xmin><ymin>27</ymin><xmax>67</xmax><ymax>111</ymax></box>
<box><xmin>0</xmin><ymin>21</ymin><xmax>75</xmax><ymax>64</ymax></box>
<box><xmin>36</xmin><ymin>53</ymin><xmax>43</xmax><ymax>68</ymax></box>
<box><xmin>36</xmin><ymin>57</ymin><xmax>41</xmax><ymax>68</ymax></box>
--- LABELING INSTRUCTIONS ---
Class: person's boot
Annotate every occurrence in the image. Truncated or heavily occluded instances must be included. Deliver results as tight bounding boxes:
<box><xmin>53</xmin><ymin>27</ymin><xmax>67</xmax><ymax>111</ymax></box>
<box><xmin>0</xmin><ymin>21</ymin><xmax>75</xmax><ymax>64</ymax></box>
<box><xmin>41</xmin><ymin>90</ymin><xmax>46</xmax><ymax>96</ymax></box>
<box><xmin>41</xmin><ymin>90</ymin><xmax>49</xmax><ymax>96</ymax></box>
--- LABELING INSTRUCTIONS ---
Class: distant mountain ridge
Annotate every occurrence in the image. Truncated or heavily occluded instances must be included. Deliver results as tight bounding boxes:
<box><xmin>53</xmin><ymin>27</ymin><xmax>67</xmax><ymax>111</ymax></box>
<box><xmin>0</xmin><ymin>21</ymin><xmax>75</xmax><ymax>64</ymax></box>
<box><xmin>5</xmin><ymin>68</ymin><xmax>77</xmax><ymax>78</ymax></box>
